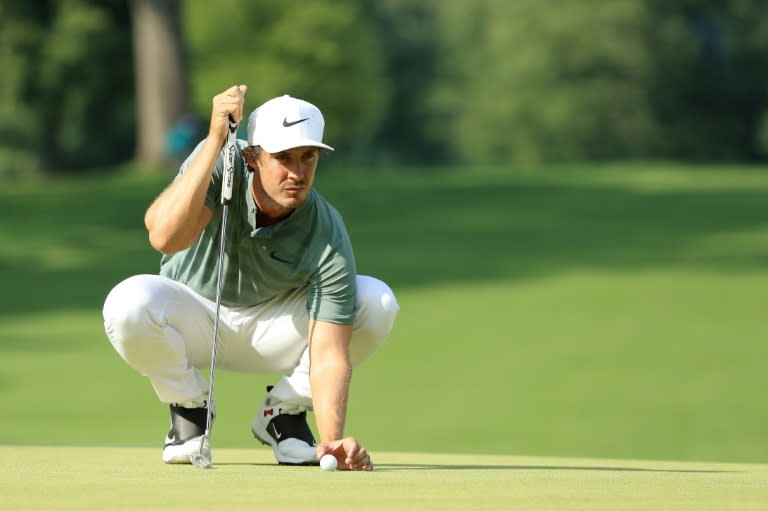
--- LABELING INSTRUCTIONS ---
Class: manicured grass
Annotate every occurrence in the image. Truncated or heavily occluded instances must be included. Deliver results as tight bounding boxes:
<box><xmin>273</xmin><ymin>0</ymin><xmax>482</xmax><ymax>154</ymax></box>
<box><xmin>0</xmin><ymin>163</ymin><xmax>767</xmax><ymax>464</ymax></box>
<box><xmin>2</xmin><ymin>446</ymin><xmax>766</xmax><ymax>511</ymax></box>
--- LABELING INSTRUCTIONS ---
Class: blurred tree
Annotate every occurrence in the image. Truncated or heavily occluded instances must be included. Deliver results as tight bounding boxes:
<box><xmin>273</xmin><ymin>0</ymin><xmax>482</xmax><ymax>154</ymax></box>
<box><xmin>427</xmin><ymin>0</ymin><xmax>768</xmax><ymax>165</ymax></box>
<box><xmin>0</xmin><ymin>0</ymin><xmax>133</xmax><ymax>175</ymax></box>
<box><xmin>647</xmin><ymin>0</ymin><xmax>767</xmax><ymax>161</ymax></box>
<box><xmin>362</xmin><ymin>0</ymin><xmax>445</xmax><ymax>164</ymax></box>
<box><xmin>730</xmin><ymin>0</ymin><xmax>768</xmax><ymax>158</ymax></box>
<box><xmin>429</xmin><ymin>0</ymin><xmax>659</xmax><ymax>164</ymax></box>
<box><xmin>0</xmin><ymin>1</ymin><xmax>45</xmax><ymax>178</ymax></box>
<box><xmin>130</xmin><ymin>0</ymin><xmax>189</xmax><ymax>165</ymax></box>
<box><xmin>4</xmin><ymin>0</ymin><xmax>768</xmax><ymax>174</ymax></box>
<box><xmin>183</xmin><ymin>0</ymin><xmax>389</xmax><ymax>160</ymax></box>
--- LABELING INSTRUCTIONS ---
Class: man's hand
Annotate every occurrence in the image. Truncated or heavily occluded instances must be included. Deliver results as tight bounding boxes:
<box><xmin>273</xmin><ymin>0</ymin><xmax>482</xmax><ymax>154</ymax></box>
<box><xmin>145</xmin><ymin>84</ymin><xmax>246</xmax><ymax>254</ymax></box>
<box><xmin>308</xmin><ymin>321</ymin><xmax>367</xmax><ymax>469</ymax></box>
<box><xmin>209</xmin><ymin>84</ymin><xmax>247</xmax><ymax>146</ymax></box>
<box><xmin>316</xmin><ymin>437</ymin><xmax>373</xmax><ymax>471</ymax></box>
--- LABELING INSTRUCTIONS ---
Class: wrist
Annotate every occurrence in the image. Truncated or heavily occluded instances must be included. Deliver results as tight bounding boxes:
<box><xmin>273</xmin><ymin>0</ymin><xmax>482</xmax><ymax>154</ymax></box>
<box><xmin>201</xmin><ymin>132</ymin><xmax>229</xmax><ymax>157</ymax></box>
<box><xmin>205</xmin><ymin>130</ymin><xmax>227</xmax><ymax>148</ymax></box>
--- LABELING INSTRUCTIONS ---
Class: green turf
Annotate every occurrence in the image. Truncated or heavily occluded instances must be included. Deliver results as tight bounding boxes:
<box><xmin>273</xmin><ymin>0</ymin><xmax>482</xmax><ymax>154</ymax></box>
<box><xmin>2</xmin><ymin>446</ymin><xmax>766</xmax><ymax>511</ymax></box>
<box><xmin>1</xmin><ymin>163</ymin><xmax>767</xmax><ymax>464</ymax></box>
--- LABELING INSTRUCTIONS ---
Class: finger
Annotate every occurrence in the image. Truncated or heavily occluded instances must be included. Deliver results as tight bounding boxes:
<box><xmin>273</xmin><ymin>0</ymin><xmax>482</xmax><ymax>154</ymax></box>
<box><xmin>353</xmin><ymin>451</ymin><xmax>370</xmax><ymax>469</ymax></box>
<box><xmin>316</xmin><ymin>440</ymin><xmax>343</xmax><ymax>459</ymax></box>
<box><xmin>349</xmin><ymin>455</ymin><xmax>372</xmax><ymax>471</ymax></box>
<box><xmin>348</xmin><ymin>445</ymin><xmax>366</xmax><ymax>462</ymax></box>
<box><xmin>343</xmin><ymin>443</ymin><xmax>360</xmax><ymax>464</ymax></box>
<box><xmin>223</xmin><ymin>85</ymin><xmax>245</xmax><ymax>123</ymax></box>
<box><xmin>236</xmin><ymin>85</ymin><xmax>247</xmax><ymax>123</ymax></box>
<box><xmin>212</xmin><ymin>96</ymin><xmax>239</xmax><ymax>119</ymax></box>
<box><xmin>351</xmin><ymin>450</ymin><xmax>373</xmax><ymax>471</ymax></box>
<box><xmin>346</xmin><ymin>446</ymin><xmax>371</xmax><ymax>470</ymax></box>
<box><xmin>217</xmin><ymin>85</ymin><xmax>246</xmax><ymax>121</ymax></box>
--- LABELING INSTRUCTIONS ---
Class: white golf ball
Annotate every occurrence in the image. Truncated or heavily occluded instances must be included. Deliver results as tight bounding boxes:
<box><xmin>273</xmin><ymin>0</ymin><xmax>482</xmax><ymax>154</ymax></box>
<box><xmin>320</xmin><ymin>454</ymin><xmax>338</xmax><ymax>471</ymax></box>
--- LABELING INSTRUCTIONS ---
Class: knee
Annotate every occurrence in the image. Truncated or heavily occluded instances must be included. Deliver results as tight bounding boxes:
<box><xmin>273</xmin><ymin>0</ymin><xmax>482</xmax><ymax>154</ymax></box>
<box><xmin>103</xmin><ymin>275</ymin><xmax>163</xmax><ymax>349</ymax></box>
<box><xmin>104</xmin><ymin>275</ymin><xmax>154</xmax><ymax>325</ymax></box>
<box><xmin>355</xmin><ymin>275</ymin><xmax>399</xmax><ymax>340</ymax></box>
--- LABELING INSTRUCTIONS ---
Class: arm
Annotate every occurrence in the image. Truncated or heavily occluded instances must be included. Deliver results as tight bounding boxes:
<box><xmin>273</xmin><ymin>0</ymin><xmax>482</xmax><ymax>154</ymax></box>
<box><xmin>144</xmin><ymin>85</ymin><xmax>247</xmax><ymax>254</ymax></box>
<box><xmin>309</xmin><ymin>319</ymin><xmax>373</xmax><ymax>471</ymax></box>
<box><xmin>144</xmin><ymin>138</ymin><xmax>216</xmax><ymax>254</ymax></box>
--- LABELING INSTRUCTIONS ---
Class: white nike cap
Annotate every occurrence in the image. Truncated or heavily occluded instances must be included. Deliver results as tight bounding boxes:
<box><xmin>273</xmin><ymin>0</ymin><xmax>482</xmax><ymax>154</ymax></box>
<box><xmin>247</xmin><ymin>95</ymin><xmax>334</xmax><ymax>153</ymax></box>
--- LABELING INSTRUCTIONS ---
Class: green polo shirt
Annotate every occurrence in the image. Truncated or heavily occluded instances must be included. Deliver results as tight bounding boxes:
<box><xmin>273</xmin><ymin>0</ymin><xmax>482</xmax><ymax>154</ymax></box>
<box><xmin>159</xmin><ymin>140</ymin><xmax>357</xmax><ymax>324</ymax></box>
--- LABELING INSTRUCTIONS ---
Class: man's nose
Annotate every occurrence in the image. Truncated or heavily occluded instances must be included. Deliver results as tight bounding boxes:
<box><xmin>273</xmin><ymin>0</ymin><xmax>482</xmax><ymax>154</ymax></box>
<box><xmin>286</xmin><ymin>160</ymin><xmax>305</xmax><ymax>179</ymax></box>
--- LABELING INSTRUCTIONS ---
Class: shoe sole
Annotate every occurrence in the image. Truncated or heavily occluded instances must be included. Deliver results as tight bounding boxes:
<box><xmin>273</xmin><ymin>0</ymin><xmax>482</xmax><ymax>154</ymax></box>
<box><xmin>162</xmin><ymin>435</ymin><xmax>209</xmax><ymax>464</ymax></box>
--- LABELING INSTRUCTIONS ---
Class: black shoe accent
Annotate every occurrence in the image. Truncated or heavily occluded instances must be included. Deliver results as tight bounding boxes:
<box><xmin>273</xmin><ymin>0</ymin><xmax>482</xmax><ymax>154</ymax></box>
<box><xmin>253</xmin><ymin>386</ymin><xmax>318</xmax><ymax>466</ymax></box>
<box><xmin>261</xmin><ymin>411</ymin><xmax>317</xmax><ymax>448</ymax></box>
<box><xmin>165</xmin><ymin>404</ymin><xmax>208</xmax><ymax>447</ymax></box>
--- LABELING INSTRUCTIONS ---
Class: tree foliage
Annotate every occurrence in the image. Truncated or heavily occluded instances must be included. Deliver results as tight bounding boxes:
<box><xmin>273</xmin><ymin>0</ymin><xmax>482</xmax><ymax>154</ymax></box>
<box><xmin>362</xmin><ymin>0</ymin><xmax>444</xmax><ymax>163</ymax></box>
<box><xmin>184</xmin><ymin>0</ymin><xmax>389</xmax><ymax>158</ymax></box>
<box><xmin>646</xmin><ymin>0</ymin><xmax>767</xmax><ymax>161</ymax></box>
<box><xmin>426</xmin><ymin>0</ymin><xmax>768</xmax><ymax>164</ymax></box>
<box><xmin>429</xmin><ymin>1</ymin><xmax>660</xmax><ymax>163</ymax></box>
<box><xmin>4</xmin><ymin>0</ymin><xmax>768</xmax><ymax>175</ymax></box>
<box><xmin>0</xmin><ymin>0</ymin><xmax>133</xmax><ymax>175</ymax></box>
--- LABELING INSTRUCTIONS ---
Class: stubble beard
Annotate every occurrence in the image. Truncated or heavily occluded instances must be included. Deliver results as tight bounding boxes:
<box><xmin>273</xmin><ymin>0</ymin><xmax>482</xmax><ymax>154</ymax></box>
<box><xmin>256</xmin><ymin>182</ymin><xmax>308</xmax><ymax>220</ymax></box>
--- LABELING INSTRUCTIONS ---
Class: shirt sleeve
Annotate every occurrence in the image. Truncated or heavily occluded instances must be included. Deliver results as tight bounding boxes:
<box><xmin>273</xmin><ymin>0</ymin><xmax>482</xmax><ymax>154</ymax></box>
<box><xmin>306</xmin><ymin>225</ymin><xmax>357</xmax><ymax>324</ymax></box>
<box><xmin>176</xmin><ymin>139</ymin><xmax>222</xmax><ymax>212</ymax></box>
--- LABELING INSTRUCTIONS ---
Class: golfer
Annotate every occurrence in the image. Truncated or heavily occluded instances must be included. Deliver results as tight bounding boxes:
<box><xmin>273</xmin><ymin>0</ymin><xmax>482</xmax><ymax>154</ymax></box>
<box><xmin>102</xmin><ymin>85</ymin><xmax>398</xmax><ymax>471</ymax></box>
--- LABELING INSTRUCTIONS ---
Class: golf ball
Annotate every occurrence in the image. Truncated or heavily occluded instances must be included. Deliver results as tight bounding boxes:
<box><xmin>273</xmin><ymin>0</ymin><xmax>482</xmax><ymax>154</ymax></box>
<box><xmin>320</xmin><ymin>454</ymin><xmax>337</xmax><ymax>471</ymax></box>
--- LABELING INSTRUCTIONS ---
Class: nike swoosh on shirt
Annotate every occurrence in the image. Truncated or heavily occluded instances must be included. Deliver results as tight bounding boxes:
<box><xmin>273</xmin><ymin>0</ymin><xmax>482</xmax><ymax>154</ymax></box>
<box><xmin>270</xmin><ymin>251</ymin><xmax>295</xmax><ymax>264</ymax></box>
<box><xmin>282</xmin><ymin>117</ymin><xmax>309</xmax><ymax>127</ymax></box>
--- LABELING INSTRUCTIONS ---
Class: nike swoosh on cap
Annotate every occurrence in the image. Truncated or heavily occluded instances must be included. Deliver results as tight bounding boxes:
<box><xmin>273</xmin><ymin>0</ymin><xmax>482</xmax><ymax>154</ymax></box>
<box><xmin>282</xmin><ymin>117</ymin><xmax>309</xmax><ymax>127</ymax></box>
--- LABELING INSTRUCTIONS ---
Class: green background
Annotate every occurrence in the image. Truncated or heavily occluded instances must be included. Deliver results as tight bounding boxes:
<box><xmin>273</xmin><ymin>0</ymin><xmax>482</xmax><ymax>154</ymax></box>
<box><xmin>1</xmin><ymin>164</ymin><xmax>766</xmax><ymax>464</ymax></box>
<box><xmin>4</xmin><ymin>447</ymin><xmax>767</xmax><ymax>511</ymax></box>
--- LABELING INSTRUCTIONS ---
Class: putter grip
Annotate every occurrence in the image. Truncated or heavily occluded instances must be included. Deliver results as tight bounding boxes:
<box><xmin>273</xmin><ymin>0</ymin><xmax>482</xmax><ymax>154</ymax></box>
<box><xmin>221</xmin><ymin>118</ymin><xmax>238</xmax><ymax>205</ymax></box>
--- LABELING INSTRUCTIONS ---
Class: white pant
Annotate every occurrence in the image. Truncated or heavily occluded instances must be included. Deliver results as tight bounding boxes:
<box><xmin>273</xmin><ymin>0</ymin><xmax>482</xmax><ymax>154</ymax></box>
<box><xmin>103</xmin><ymin>274</ymin><xmax>398</xmax><ymax>408</ymax></box>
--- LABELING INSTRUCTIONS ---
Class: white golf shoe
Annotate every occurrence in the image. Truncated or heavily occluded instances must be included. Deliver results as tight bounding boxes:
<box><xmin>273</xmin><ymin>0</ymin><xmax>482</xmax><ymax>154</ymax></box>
<box><xmin>252</xmin><ymin>388</ymin><xmax>318</xmax><ymax>465</ymax></box>
<box><xmin>162</xmin><ymin>404</ymin><xmax>211</xmax><ymax>464</ymax></box>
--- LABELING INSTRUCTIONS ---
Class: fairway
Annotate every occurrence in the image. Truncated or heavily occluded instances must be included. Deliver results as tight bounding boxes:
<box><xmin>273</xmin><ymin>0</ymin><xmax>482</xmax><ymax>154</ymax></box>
<box><xmin>1</xmin><ymin>164</ymin><xmax>767</xmax><ymax>480</ymax></box>
<box><xmin>2</xmin><ymin>446</ymin><xmax>766</xmax><ymax>511</ymax></box>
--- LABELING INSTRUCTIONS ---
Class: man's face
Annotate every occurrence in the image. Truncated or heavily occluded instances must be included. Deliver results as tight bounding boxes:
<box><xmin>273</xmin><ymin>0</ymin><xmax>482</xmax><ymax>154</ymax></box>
<box><xmin>249</xmin><ymin>146</ymin><xmax>319</xmax><ymax>216</ymax></box>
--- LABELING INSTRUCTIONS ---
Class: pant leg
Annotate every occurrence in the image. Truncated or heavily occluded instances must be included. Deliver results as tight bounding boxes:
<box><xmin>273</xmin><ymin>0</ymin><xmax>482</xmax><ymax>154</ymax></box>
<box><xmin>349</xmin><ymin>275</ymin><xmax>400</xmax><ymax>366</ymax></box>
<box><xmin>103</xmin><ymin>273</ymin><xmax>399</xmax><ymax>407</ymax></box>
<box><xmin>269</xmin><ymin>275</ymin><xmax>399</xmax><ymax>407</ymax></box>
<box><xmin>102</xmin><ymin>274</ymin><xmax>216</xmax><ymax>404</ymax></box>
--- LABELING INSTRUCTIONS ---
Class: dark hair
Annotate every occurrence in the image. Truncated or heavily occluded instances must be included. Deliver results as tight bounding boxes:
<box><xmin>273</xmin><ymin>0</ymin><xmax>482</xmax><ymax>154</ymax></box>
<box><xmin>242</xmin><ymin>145</ymin><xmax>262</xmax><ymax>158</ymax></box>
<box><xmin>242</xmin><ymin>145</ymin><xmax>262</xmax><ymax>171</ymax></box>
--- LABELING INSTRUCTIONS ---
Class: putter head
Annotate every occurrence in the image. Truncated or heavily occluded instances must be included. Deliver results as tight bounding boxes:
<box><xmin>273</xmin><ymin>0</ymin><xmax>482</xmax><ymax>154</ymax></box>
<box><xmin>189</xmin><ymin>436</ymin><xmax>213</xmax><ymax>469</ymax></box>
<box><xmin>190</xmin><ymin>452</ymin><xmax>212</xmax><ymax>469</ymax></box>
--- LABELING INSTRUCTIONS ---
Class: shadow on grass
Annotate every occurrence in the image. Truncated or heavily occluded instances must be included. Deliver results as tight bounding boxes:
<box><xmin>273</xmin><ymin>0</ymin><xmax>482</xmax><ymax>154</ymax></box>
<box><xmin>1</xmin><ymin>167</ymin><xmax>767</xmax><ymax>326</ymax></box>
<box><xmin>373</xmin><ymin>463</ymin><xmax>734</xmax><ymax>473</ymax></box>
<box><xmin>207</xmin><ymin>461</ymin><xmax>733</xmax><ymax>473</ymax></box>
<box><xmin>336</xmin><ymin>175</ymin><xmax>768</xmax><ymax>287</ymax></box>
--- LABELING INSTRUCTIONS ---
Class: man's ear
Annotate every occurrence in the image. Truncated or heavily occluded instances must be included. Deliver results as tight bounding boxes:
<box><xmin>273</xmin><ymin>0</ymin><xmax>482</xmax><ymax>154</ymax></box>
<box><xmin>243</xmin><ymin>147</ymin><xmax>259</xmax><ymax>171</ymax></box>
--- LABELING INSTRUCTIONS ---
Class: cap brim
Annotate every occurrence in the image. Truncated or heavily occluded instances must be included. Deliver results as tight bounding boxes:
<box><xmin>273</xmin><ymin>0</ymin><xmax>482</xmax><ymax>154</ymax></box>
<box><xmin>260</xmin><ymin>138</ymin><xmax>334</xmax><ymax>153</ymax></box>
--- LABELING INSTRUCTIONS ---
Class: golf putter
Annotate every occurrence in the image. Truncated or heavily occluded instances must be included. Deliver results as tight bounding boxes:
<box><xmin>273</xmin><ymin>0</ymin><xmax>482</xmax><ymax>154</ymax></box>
<box><xmin>190</xmin><ymin>117</ymin><xmax>238</xmax><ymax>469</ymax></box>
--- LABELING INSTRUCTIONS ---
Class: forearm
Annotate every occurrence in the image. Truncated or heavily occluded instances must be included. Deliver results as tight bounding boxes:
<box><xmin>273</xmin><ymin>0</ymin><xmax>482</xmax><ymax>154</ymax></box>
<box><xmin>144</xmin><ymin>136</ymin><xmax>221</xmax><ymax>253</ymax></box>
<box><xmin>311</xmin><ymin>354</ymin><xmax>352</xmax><ymax>443</ymax></box>
<box><xmin>145</xmin><ymin>84</ymin><xmax>246</xmax><ymax>254</ymax></box>
<box><xmin>309</xmin><ymin>322</ymin><xmax>354</xmax><ymax>443</ymax></box>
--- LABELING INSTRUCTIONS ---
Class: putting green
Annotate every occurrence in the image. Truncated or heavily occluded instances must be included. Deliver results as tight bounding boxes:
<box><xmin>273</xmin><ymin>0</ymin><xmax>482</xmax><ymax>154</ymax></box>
<box><xmin>2</xmin><ymin>446</ymin><xmax>765</xmax><ymax>510</ymax></box>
